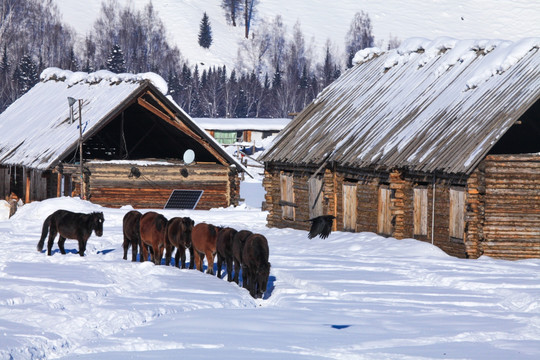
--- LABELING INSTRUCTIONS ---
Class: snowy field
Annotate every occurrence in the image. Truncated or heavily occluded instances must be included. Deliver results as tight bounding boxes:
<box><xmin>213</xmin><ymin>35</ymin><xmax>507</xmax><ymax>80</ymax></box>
<box><xmin>1</xmin><ymin>168</ymin><xmax>540</xmax><ymax>359</ymax></box>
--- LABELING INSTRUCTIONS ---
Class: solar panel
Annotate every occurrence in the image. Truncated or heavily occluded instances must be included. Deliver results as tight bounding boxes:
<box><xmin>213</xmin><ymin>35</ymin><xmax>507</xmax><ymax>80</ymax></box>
<box><xmin>164</xmin><ymin>190</ymin><xmax>204</xmax><ymax>210</ymax></box>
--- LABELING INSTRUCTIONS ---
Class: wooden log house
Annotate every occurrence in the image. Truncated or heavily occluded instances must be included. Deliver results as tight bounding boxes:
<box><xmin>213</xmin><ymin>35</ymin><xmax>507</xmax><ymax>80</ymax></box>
<box><xmin>260</xmin><ymin>38</ymin><xmax>540</xmax><ymax>260</ymax></box>
<box><xmin>0</xmin><ymin>68</ymin><xmax>244</xmax><ymax>210</ymax></box>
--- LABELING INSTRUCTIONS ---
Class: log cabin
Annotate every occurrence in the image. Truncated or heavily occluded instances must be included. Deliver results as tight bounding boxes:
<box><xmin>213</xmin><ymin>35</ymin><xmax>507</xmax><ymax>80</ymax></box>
<box><xmin>0</xmin><ymin>68</ymin><xmax>245</xmax><ymax>210</ymax></box>
<box><xmin>260</xmin><ymin>38</ymin><xmax>540</xmax><ymax>260</ymax></box>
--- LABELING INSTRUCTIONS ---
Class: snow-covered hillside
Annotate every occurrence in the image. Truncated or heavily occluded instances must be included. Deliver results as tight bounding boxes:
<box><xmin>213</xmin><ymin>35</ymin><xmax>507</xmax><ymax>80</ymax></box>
<box><xmin>55</xmin><ymin>0</ymin><xmax>540</xmax><ymax>69</ymax></box>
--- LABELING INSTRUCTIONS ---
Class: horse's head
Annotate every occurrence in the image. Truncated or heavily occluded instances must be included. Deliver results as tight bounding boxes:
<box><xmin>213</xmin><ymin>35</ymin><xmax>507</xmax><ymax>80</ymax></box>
<box><xmin>92</xmin><ymin>212</ymin><xmax>105</xmax><ymax>237</ymax></box>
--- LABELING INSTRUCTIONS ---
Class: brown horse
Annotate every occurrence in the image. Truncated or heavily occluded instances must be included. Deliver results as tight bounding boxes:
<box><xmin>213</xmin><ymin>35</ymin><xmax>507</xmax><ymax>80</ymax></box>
<box><xmin>139</xmin><ymin>211</ymin><xmax>168</xmax><ymax>265</ymax></box>
<box><xmin>165</xmin><ymin>217</ymin><xmax>194</xmax><ymax>268</ymax></box>
<box><xmin>191</xmin><ymin>223</ymin><xmax>221</xmax><ymax>275</ymax></box>
<box><xmin>37</xmin><ymin>210</ymin><xmax>104</xmax><ymax>256</ymax></box>
<box><xmin>232</xmin><ymin>230</ymin><xmax>252</xmax><ymax>286</ymax></box>
<box><xmin>216</xmin><ymin>227</ymin><xmax>238</xmax><ymax>281</ymax></box>
<box><xmin>242</xmin><ymin>233</ymin><xmax>271</xmax><ymax>298</ymax></box>
<box><xmin>122</xmin><ymin>210</ymin><xmax>142</xmax><ymax>262</ymax></box>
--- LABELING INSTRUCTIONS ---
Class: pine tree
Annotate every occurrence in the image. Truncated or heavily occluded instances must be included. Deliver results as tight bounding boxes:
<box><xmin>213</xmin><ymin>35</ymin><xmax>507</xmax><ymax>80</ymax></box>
<box><xmin>272</xmin><ymin>63</ymin><xmax>281</xmax><ymax>88</ymax></box>
<box><xmin>14</xmin><ymin>54</ymin><xmax>39</xmax><ymax>95</ymax></box>
<box><xmin>68</xmin><ymin>47</ymin><xmax>80</xmax><ymax>71</ymax></box>
<box><xmin>198</xmin><ymin>12</ymin><xmax>213</xmax><ymax>49</ymax></box>
<box><xmin>106</xmin><ymin>44</ymin><xmax>127</xmax><ymax>73</ymax></box>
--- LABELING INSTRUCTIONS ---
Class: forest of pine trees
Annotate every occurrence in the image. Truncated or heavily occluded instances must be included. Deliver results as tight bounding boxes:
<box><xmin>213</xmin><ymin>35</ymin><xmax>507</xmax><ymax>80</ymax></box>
<box><xmin>0</xmin><ymin>0</ymin><xmax>396</xmax><ymax>118</ymax></box>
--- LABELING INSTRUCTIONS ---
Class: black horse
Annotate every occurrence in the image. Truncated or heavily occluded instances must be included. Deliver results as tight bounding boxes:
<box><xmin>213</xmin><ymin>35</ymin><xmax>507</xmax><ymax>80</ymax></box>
<box><xmin>242</xmin><ymin>233</ymin><xmax>271</xmax><ymax>299</ymax></box>
<box><xmin>37</xmin><ymin>210</ymin><xmax>104</xmax><ymax>256</ymax></box>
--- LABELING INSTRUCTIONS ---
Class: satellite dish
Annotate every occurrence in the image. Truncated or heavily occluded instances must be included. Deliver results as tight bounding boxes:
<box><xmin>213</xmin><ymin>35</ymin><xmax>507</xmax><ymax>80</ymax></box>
<box><xmin>183</xmin><ymin>149</ymin><xmax>195</xmax><ymax>164</ymax></box>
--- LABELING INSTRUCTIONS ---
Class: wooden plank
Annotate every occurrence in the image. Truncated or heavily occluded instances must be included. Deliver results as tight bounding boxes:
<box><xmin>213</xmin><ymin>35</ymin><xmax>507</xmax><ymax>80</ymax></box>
<box><xmin>308</xmin><ymin>177</ymin><xmax>323</xmax><ymax>218</ymax></box>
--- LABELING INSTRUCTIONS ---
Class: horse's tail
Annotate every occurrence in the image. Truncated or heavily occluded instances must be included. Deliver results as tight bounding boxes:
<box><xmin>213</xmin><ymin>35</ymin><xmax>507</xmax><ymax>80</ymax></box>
<box><xmin>155</xmin><ymin>214</ymin><xmax>168</xmax><ymax>233</ymax></box>
<box><xmin>37</xmin><ymin>214</ymin><xmax>53</xmax><ymax>252</ymax></box>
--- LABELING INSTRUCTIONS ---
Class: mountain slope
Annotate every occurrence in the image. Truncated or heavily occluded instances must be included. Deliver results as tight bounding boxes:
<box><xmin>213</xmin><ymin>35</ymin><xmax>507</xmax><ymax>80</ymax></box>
<box><xmin>56</xmin><ymin>0</ymin><xmax>540</xmax><ymax>70</ymax></box>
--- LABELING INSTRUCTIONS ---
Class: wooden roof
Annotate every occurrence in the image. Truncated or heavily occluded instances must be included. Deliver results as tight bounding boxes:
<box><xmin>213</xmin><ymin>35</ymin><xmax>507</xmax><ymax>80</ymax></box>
<box><xmin>261</xmin><ymin>38</ymin><xmax>540</xmax><ymax>176</ymax></box>
<box><xmin>0</xmin><ymin>68</ymin><xmax>244</xmax><ymax>172</ymax></box>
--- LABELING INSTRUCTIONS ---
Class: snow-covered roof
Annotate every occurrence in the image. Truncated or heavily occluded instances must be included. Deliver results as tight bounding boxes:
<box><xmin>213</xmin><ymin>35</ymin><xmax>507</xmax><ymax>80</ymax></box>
<box><xmin>261</xmin><ymin>37</ymin><xmax>540</xmax><ymax>176</ymax></box>
<box><xmin>193</xmin><ymin>118</ymin><xmax>291</xmax><ymax>131</ymax></box>
<box><xmin>0</xmin><ymin>68</ymin><xmax>245</xmax><ymax>172</ymax></box>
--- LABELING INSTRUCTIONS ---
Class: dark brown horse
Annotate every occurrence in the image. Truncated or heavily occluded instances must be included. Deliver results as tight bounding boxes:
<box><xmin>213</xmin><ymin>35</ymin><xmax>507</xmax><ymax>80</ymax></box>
<box><xmin>242</xmin><ymin>233</ymin><xmax>271</xmax><ymax>298</ymax></box>
<box><xmin>216</xmin><ymin>227</ymin><xmax>238</xmax><ymax>281</ymax></box>
<box><xmin>191</xmin><ymin>223</ymin><xmax>221</xmax><ymax>275</ymax></box>
<box><xmin>232</xmin><ymin>230</ymin><xmax>252</xmax><ymax>286</ymax></box>
<box><xmin>122</xmin><ymin>210</ymin><xmax>142</xmax><ymax>262</ymax></box>
<box><xmin>139</xmin><ymin>211</ymin><xmax>168</xmax><ymax>265</ymax></box>
<box><xmin>165</xmin><ymin>217</ymin><xmax>194</xmax><ymax>268</ymax></box>
<box><xmin>37</xmin><ymin>210</ymin><xmax>104</xmax><ymax>256</ymax></box>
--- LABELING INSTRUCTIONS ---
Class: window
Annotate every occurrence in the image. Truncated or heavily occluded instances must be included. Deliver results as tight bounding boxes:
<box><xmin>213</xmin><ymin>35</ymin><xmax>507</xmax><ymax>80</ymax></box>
<box><xmin>308</xmin><ymin>177</ymin><xmax>324</xmax><ymax>219</ymax></box>
<box><xmin>213</xmin><ymin>131</ymin><xmax>237</xmax><ymax>145</ymax></box>
<box><xmin>413</xmin><ymin>187</ymin><xmax>428</xmax><ymax>236</ymax></box>
<box><xmin>342</xmin><ymin>183</ymin><xmax>357</xmax><ymax>231</ymax></box>
<box><xmin>378</xmin><ymin>185</ymin><xmax>393</xmax><ymax>235</ymax></box>
<box><xmin>449</xmin><ymin>188</ymin><xmax>466</xmax><ymax>239</ymax></box>
<box><xmin>280</xmin><ymin>173</ymin><xmax>295</xmax><ymax>220</ymax></box>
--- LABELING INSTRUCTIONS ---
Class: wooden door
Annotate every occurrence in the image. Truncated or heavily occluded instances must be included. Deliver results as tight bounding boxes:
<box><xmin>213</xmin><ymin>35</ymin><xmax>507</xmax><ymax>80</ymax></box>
<box><xmin>413</xmin><ymin>187</ymin><xmax>428</xmax><ymax>236</ymax></box>
<box><xmin>342</xmin><ymin>183</ymin><xmax>357</xmax><ymax>231</ymax></box>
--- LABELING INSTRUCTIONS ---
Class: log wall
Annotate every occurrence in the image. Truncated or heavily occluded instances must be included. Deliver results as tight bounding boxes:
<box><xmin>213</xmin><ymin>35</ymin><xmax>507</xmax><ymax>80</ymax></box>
<box><xmin>469</xmin><ymin>154</ymin><xmax>540</xmax><ymax>259</ymax></box>
<box><xmin>68</xmin><ymin>162</ymin><xmax>238</xmax><ymax>210</ymax></box>
<box><xmin>265</xmin><ymin>155</ymin><xmax>539</xmax><ymax>259</ymax></box>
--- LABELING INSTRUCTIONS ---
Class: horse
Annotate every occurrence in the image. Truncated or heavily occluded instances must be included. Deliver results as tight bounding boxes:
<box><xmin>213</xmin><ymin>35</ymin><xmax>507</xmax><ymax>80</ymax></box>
<box><xmin>191</xmin><ymin>223</ymin><xmax>221</xmax><ymax>275</ymax></box>
<box><xmin>232</xmin><ymin>229</ymin><xmax>252</xmax><ymax>286</ymax></box>
<box><xmin>216</xmin><ymin>227</ymin><xmax>238</xmax><ymax>281</ymax></box>
<box><xmin>36</xmin><ymin>210</ymin><xmax>104</xmax><ymax>256</ymax></box>
<box><xmin>122</xmin><ymin>210</ymin><xmax>142</xmax><ymax>262</ymax></box>
<box><xmin>242</xmin><ymin>233</ymin><xmax>271</xmax><ymax>299</ymax></box>
<box><xmin>139</xmin><ymin>211</ymin><xmax>168</xmax><ymax>265</ymax></box>
<box><xmin>165</xmin><ymin>216</ymin><xmax>194</xmax><ymax>268</ymax></box>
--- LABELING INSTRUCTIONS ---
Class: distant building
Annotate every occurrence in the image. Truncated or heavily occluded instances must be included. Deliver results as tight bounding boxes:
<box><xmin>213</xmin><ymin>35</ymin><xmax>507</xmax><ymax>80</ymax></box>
<box><xmin>194</xmin><ymin>118</ymin><xmax>291</xmax><ymax>147</ymax></box>
<box><xmin>261</xmin><ymin>38</ymin><xmax>540</xmax><ymax>260</ymax></box>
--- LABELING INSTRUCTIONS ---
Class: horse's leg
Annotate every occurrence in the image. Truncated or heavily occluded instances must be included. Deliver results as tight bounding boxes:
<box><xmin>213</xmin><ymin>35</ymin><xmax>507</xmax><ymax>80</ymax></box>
<box><xmin>140</xmin><ymin>242</ymin><xmax>148</xmax><ymax>262</ymax></box>
<box><xmin>205</xmin><ymin>250</ymin><xmax>215</xmax><ymax>276</ymax></box>
<box><xmin>165</xmin><ymin>242</ymin><xmax>173</xmax><ymax>266</ymax></box>
<box><xmin>195</xmin><ymin>251</ymin><xmax>204</xmax><ymax>272</ymax></box>
<box><xmin>175</xmin><ymin>246</ymin><xmax>184</xmax><ymax>269</ymax></box>
<box><xmin>122</xmin><ymin>235</ymin><xmax>130</xmax><ymax>260</ymax></box>
<box><xmin>154</xmin><ymin>244</ymin><xmax>164</xmax><ymax>265</ymax></box>
<box><xmin>226</xmin><ymin>256</ymin><xmax>233</xmax><ymax>282</ymax></box>
<box><xmin>47</xmin><ymin>225</ymin><xmax>58</xmax><ymax>256</ymax></box>
<box><xmin>241</xmin><ymin>265</ymin><xmax>249</xmax><ymax>289</ymax></box>
<box><xmin>77</xmin><ymin>236</ymin><xmax>87</xmax><ymax>256</ymax></box>
<box><xmin>233</xmin><ymin>259</ymin><xmax>241</xmax><ymax>284</ymax></box>
<box><xmin>188</xmin><ymin>247</ymin><xmax>195</xmax><ymax>269</ymax></box>
<box><xmin>216</xmin><ymin>253</ymin><xmax>223</xmax><ymax>278</ymax></box>
<box><xmin>131</xmin><ymin>240</ymin><xmax>138</xmax><ymax>262</ymax></box>
<box><xmin>58</xmin><ymin>235</ymin><xmax>67</xmax><ymax>254</ymax></box>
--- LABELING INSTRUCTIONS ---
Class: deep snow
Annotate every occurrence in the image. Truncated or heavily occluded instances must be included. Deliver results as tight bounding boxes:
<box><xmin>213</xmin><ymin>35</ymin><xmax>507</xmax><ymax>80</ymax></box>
<box><xmin>1</xmin><ymin>165</ymin><xmax>540</xmax><ymax>359</ymax></box>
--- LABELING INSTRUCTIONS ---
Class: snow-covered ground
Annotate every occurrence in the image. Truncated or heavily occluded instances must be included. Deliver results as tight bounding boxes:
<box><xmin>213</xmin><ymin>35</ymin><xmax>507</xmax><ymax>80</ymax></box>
<box><xmin>1</xmin><ymin>164</ymin><xmax>540</xmax><ymax>359</ymax></box>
